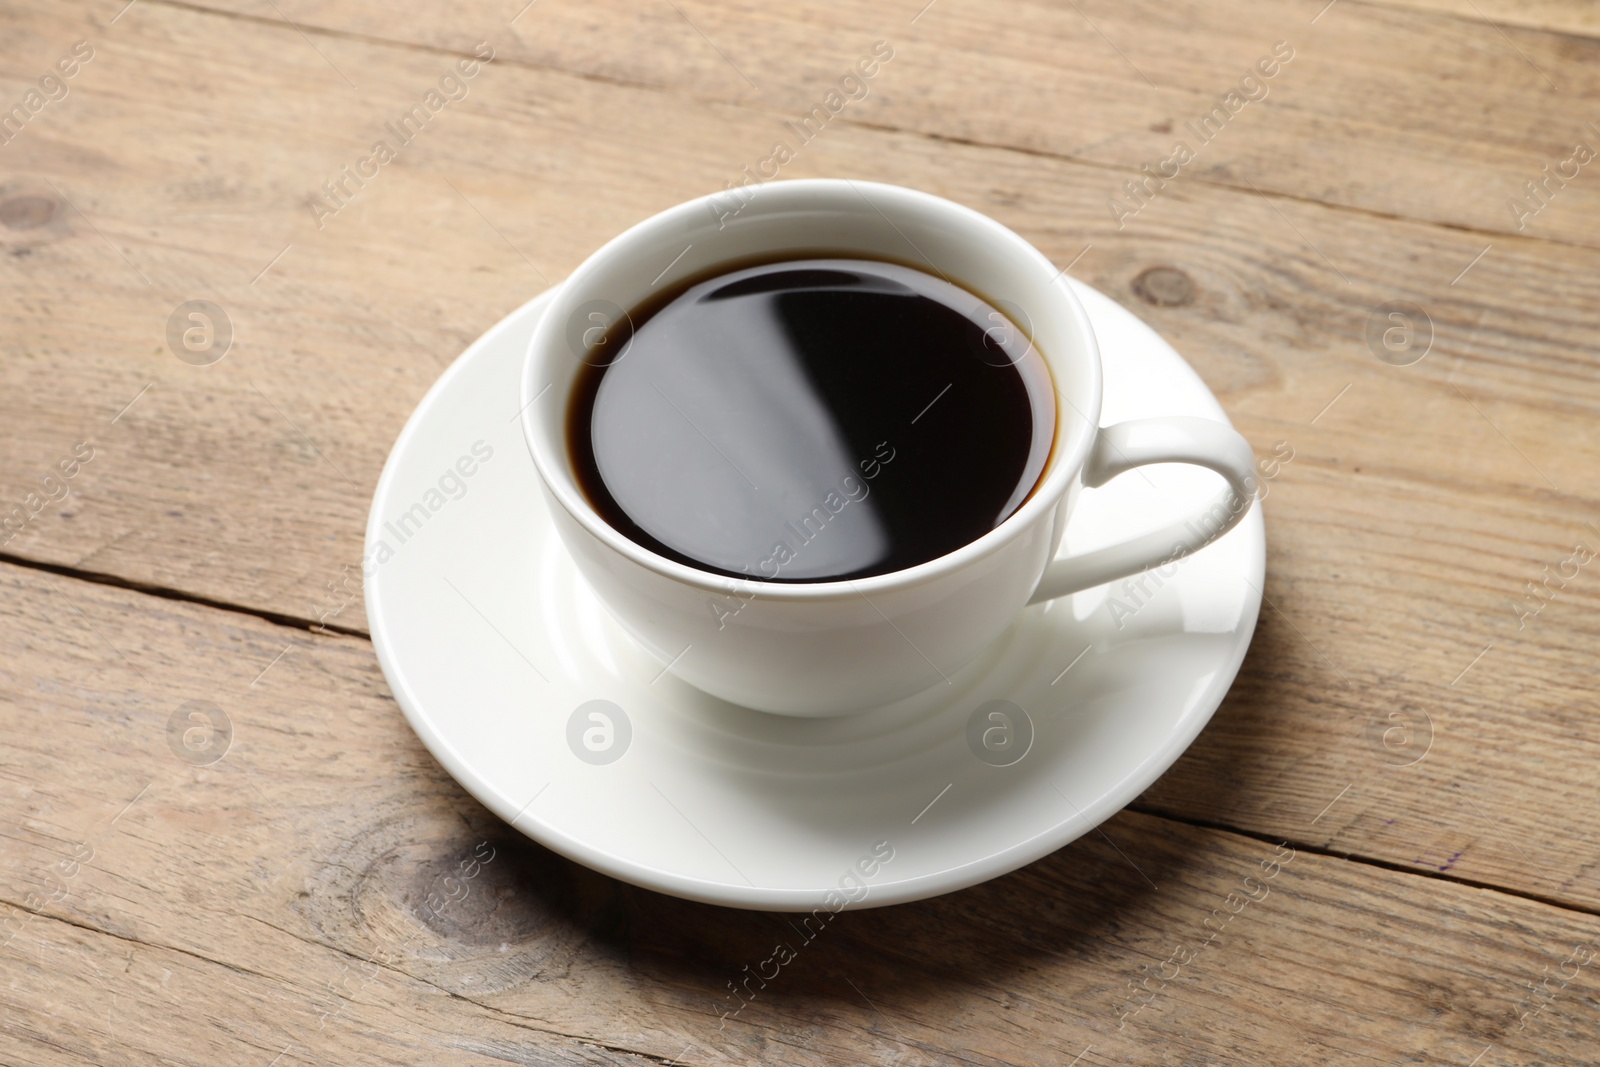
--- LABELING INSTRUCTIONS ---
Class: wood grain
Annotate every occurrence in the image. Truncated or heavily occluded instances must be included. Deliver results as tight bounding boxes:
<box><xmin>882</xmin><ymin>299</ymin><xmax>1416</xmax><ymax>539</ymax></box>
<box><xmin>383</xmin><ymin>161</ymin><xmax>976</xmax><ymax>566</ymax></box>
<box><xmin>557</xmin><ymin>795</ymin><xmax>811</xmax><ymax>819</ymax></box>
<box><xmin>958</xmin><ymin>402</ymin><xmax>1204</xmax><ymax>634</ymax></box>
<box><xmin>0</xmin><ymin>918</ymin><xmax>670</xmax><ymax>1067</ymax></box>
<box><xmin>3</xmin><ymin>0</ymin><xmax>1600</xmax><ymax>1059</ymax></box>
<box><xmin>4</xmin><ymin>562</ymin><xmax>1600</xmax><ymax>1066</ymax></box>
<box><xmin>1366</xmin><ymin>0</ymin><xmax>1600</xmax><ymax>37</ymax></box>
<box><xmin>2</xmin><ymin>0</ymin><xmax>1596</xmax><ymax>625</ymax></box>
<box><xmin>1</xmin><ymin>0</ymin><xmax>1598</xmax><ymax>913</ymax></box>
<box><xmin>149</xmin><ymin>0</ymin><xmax>1600</xmax><ymax>246</ymax></box>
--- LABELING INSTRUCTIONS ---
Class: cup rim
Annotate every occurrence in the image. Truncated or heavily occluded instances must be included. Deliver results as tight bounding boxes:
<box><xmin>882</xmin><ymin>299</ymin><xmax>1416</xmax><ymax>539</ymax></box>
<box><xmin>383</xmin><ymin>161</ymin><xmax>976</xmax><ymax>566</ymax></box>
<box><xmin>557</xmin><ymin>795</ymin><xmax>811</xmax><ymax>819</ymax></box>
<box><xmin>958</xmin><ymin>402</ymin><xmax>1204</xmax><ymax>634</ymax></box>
<box><xmin>521</xmin><ymin>178</ymin><xmax>1102</xmax><ymax>601</ymax></box>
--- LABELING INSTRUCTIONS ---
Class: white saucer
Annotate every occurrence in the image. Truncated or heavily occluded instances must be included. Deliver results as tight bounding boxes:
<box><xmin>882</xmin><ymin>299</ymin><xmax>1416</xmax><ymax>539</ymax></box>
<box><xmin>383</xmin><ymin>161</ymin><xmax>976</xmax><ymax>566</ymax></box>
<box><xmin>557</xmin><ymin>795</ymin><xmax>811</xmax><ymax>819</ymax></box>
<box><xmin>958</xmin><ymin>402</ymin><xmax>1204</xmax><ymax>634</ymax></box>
<box><xmin>366</xmin><ymin>279</ymin><xmax>1264</xmax><ymax>911</ymax></box>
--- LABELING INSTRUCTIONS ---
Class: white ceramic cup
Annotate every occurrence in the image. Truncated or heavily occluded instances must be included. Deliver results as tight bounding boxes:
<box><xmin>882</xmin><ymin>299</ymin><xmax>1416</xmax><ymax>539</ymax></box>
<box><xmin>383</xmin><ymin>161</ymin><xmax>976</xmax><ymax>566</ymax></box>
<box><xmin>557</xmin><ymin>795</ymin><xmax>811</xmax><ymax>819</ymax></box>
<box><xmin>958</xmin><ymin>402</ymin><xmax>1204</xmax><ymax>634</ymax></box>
<box><xmin>522</xmin><ymin>179</ymin><xmax>1256</xmax><ymax>716</ymax></box>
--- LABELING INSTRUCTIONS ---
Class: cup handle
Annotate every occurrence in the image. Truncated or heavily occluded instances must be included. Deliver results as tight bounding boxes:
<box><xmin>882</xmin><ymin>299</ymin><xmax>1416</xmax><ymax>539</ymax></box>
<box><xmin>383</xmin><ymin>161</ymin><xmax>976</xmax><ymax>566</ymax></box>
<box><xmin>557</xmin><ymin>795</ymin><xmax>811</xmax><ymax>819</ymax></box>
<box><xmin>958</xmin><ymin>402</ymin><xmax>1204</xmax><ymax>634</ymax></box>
<box><xmin>1028</xmin><ymin>416</ymin><xmax>1258</xmax><ymax>604</ymax></box>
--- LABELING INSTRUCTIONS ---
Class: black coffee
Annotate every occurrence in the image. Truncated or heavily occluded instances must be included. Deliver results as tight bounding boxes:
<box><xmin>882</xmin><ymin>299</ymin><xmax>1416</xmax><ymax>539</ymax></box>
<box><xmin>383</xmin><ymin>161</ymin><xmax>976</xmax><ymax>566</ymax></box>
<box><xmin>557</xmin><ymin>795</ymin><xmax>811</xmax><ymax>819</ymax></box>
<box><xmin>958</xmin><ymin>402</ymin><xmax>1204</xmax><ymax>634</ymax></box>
<box><xmin>567</xmin><ymin>257</ymin><xmax>1055</xmax><ymax>583</ymax></box>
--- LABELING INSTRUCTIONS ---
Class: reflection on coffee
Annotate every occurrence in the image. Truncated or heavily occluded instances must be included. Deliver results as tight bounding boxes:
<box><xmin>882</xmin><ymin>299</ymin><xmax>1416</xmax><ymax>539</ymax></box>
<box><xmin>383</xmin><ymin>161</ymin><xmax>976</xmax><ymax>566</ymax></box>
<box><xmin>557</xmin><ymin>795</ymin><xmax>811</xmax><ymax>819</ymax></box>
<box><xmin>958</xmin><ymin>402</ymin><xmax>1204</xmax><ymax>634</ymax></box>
<box><xmin>567</xmin><ymin>258</ymin><xmax>1055</xmax><ymax>582</ymax></box>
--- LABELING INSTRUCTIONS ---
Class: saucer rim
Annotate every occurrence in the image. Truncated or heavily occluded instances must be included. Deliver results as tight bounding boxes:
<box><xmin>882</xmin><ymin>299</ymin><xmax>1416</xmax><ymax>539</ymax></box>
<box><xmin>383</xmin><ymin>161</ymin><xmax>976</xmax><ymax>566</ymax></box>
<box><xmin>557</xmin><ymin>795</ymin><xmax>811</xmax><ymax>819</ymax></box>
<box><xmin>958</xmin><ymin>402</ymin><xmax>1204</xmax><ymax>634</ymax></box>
<box><xmin>367</xmin><ymin>284</ymin><xmax>1265</xmax><ymax>911</ymax></box>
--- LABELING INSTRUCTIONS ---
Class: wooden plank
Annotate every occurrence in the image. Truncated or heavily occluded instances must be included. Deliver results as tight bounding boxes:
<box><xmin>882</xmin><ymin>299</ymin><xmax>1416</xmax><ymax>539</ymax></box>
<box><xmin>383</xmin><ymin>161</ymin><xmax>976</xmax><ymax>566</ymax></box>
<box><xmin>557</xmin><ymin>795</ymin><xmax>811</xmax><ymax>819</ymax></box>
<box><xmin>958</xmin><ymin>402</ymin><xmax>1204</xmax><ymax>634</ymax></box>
<box><xmin>0</xmin><ymin>915</ymin><xmax>675</xmax><ymax>1066</ymax></box>
<box><xmin>2</xmin><ymin>0</ymin><xmax>1598</xmax><ymax>911</ymax></box>
<box><xmin>5</xmin><ymin>564</ymin><xmax>1600</xmax><ymax>1066</ymax></box>
<box><xmin>1364</xmin><ymin>0</ymin><xmax>1600</xmax><ymax>38</ymax></box>
<box><xmin>1</xmin><ymin>0</ymin><xmax>1594</xmax><ymax>620</ymax></box>
<box><xmin>141</xmin><ymin>0</ymin><xmax>1600</xmax><ymax>245</ymax></box>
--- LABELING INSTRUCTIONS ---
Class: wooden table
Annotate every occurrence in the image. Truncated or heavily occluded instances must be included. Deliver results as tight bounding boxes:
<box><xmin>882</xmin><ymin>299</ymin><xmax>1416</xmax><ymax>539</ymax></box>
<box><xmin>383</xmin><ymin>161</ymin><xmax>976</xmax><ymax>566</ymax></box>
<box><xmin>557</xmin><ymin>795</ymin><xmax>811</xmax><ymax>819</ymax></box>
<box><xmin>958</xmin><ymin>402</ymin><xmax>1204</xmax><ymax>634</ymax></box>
<box><xmin>4</xmin><ymin>0</ymin><xmax>1598</xmax><ymax>1062</ymax></box>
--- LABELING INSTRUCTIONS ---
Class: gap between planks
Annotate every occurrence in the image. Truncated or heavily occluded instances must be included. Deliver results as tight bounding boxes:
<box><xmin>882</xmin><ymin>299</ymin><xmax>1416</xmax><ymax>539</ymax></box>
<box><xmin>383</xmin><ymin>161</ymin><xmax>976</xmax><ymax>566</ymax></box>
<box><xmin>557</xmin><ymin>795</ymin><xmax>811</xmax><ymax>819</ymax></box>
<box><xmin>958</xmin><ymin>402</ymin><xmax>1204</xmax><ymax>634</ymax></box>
<box><xmin>0</xmin><ymin>550</ymin><xmax>367</xmax><ymax>640</ymax></box>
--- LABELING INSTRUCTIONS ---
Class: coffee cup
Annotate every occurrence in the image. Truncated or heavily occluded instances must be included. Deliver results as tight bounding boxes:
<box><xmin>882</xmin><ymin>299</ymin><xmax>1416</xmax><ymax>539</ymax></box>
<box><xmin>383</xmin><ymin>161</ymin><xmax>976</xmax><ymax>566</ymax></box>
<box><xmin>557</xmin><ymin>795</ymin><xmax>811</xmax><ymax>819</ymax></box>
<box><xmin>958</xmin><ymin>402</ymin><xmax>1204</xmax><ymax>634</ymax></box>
<box><xmin>521</xmin><ymin>179</ymin><xmax>1256</xmax><ymax>716</ymax></box>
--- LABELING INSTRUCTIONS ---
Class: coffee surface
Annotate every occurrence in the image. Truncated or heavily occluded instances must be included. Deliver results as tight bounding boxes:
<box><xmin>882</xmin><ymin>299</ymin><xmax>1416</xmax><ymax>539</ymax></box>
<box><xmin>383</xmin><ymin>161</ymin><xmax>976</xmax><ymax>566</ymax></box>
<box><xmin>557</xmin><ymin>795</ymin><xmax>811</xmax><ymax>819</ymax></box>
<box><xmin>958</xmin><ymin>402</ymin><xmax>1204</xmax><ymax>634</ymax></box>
<box><xmin>568</xmin><ymin>257</ymin><xmax>1055</xmax><ymax>582</ymax></box>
